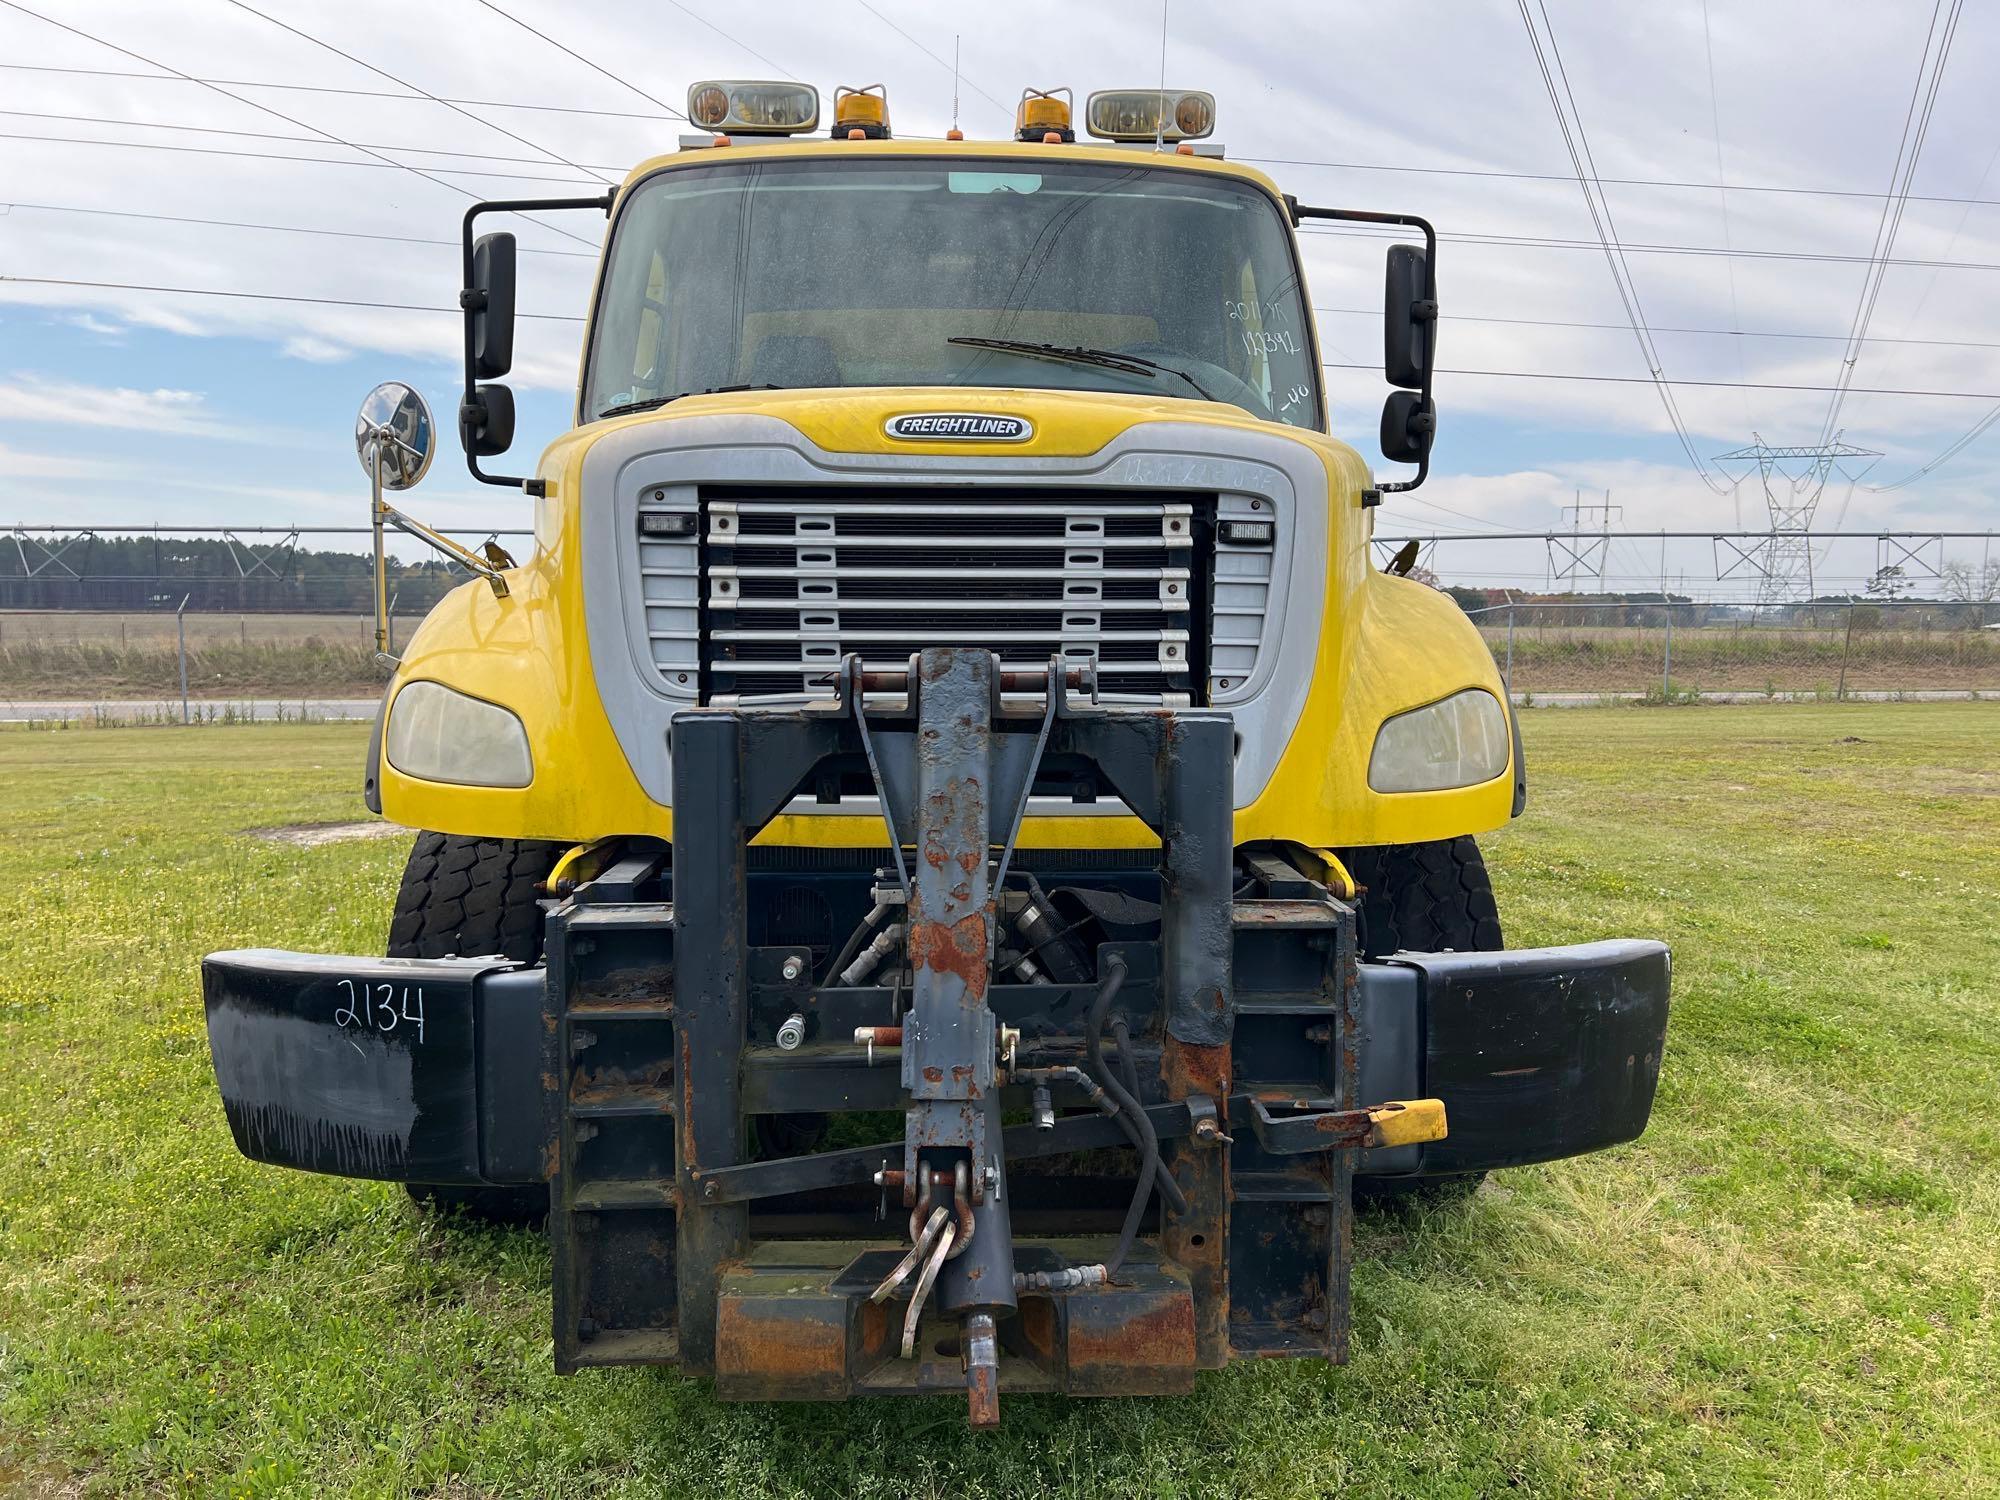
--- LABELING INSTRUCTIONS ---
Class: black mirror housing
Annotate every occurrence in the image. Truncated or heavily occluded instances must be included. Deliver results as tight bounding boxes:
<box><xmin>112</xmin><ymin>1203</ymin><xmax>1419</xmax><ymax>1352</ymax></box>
<box><xmin>469</xmin><ymin>232</ymin><xmax>517</xmax><ymax>380</ymax></box>
<box><xmin>1380</xmin><ymin>390</ymin><xmax>1435</xmax><ymax>464</ymax></box>
<box><xmin>460</xmin><ymin>383</ymin><xmax>516</xmax><ymax>458</ymax></box>
<box><xmin>1384</xmin><ymin>244</ymin><xmax>1433</xmax><ymax>390</ymax></box>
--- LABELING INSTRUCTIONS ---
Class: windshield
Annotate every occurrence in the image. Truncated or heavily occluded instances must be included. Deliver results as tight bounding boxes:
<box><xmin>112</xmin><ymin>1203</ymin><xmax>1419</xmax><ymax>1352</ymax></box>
<box><xmin>582</xmin><ymin>157</ymin><xmax>1322</xmax><ymax>430</ymax></box>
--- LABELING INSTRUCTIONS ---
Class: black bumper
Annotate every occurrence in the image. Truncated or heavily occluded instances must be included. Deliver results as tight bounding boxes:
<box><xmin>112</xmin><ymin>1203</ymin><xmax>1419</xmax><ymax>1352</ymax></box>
<box><xmin>202</xmin><ymin>940</ymin><xmax>1669</xmax><ymax>1187</ymax></box>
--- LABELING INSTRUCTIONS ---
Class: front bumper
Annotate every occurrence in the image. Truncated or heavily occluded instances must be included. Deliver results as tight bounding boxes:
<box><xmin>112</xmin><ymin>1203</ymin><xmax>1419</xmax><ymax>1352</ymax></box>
<box><xmin>202</xmin><ymin>940</ymin><xmax>1668</xmax><ymax>1189</ymax></box>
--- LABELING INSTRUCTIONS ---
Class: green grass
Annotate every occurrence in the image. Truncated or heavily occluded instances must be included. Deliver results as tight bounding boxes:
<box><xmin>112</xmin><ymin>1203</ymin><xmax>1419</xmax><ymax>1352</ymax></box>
<box><xmin>2</xmin><ymin>705</ymin><xmax>1997</xmax><ymax>1498</ymax></box>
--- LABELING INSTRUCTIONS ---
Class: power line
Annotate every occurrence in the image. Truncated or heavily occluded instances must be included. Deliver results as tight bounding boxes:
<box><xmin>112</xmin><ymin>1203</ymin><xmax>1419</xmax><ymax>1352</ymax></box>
<box><xmin>1819</xmin><ymin>0</ymin><xmax>1961</xmax><ymax>444</ymax></box>
<box><xmin>1</xmin><ymin>201</ymin><xmax>594</xmax><ymax>258</ymax></box>
<box><xmin>0</xmin><ymin>129</ymin><xmax>597</xmax><ymax>187</ymax></box>
<box><xmin>1320</xmin><ymin>357</ymin><xmax>2000</xmax><ymax>400</ymax></box>
<box><xmin>218</xmin><ymin>0</ymin><xmax>616</xmax><ymax>185</ymax></box>
<box><xmin>853</xmin><ymin>0</ymin><xmax>1013</xmax><ymax>122</ymax></box>
<box><xmin>1299</xmin><ymin>220</ymin><xmax>2000</xmax><ymax>273</ymax></box>
<box><xmin>1312</xmin><ymin>304</ymin><xmax>2000</xmax><ymax>354</ymax></box>
<box><xmin>0</xmin><ymin>275</ymin><xmax>585</xmax><ymax>321</ymax></box>
<box><xmin>656</xmin><ymin>0</ymin><xmax>798</xmax><ymax>82</ymax></box>
<box><xmin>1698</xmin><ymin>0</ymin><xmax>1749</xmax><ymax>428</ymax></box>
<box><xmin>10</xmin><ymin>271</ymin><xmax>2000</xmax><ymax>395</ymax></box>
<box><xmin>1513</xmin><ymin>0</ymin><xmax>1726</xmax><ymax>493</ymax></box>
<box><xmin>1239</xmin><ymin>154</ymin><xmax>2000</xmax><ymax>211</ymax></box>
<box><xmin>9</xmin><ymin>53</ymin><xmax>1999</xmax><ymax>213</ymax></box>
<box><xmin>0</xmin><ymin>61</ymin><xmax>676</xmax><ymax>121</ymax></box>
<box><xmin>0</xmin><ymin>1</ymin><xmax>601</xmax><ymax>248</ymax></box>
<box><xmin>0</xmin><ymin>106</ymin><xmax>616</xmax><ymax>167</ymax></box>
<box><xmin>26</xmin><ymin>110</ymin><xmax>2000</xmax><ymax>273</ymax></box>
<box><xmin>467</xmin><ymin>0</ymin><xmax>688</xmax><ymax>119</ymax></box>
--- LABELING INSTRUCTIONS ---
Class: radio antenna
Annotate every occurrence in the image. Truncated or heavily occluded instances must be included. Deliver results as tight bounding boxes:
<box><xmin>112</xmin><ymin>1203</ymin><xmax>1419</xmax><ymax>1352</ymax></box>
<box><xmin>1154</xmin><ymin>0</ymin><xmax>1169</xmax><ymax>151</ymax></box>
<box><xmin>952</xmin><ymin>35</ymin><xmax>961</xmax><ymax>137</ymax></box>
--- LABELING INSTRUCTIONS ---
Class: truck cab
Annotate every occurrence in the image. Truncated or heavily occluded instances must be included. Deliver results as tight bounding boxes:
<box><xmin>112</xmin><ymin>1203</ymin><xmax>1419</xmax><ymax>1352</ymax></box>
<box><xmin>205</xmin><ymin>82</ymin><xmax>1669</xmax><ymax>1428</ymax></box>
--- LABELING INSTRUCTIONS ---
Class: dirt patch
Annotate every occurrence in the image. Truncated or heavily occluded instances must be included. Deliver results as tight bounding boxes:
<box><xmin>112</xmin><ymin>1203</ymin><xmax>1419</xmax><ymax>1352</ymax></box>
<box><xmin>244</xmin><ymin>820</ymin><xmax>409</xmax><ymax>847</ymax></box>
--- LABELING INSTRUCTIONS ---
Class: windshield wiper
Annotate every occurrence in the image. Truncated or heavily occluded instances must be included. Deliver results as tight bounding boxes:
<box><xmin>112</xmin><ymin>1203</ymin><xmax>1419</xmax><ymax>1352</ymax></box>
<box><xmin>595</xmin><ymin>383</ymin><xmax>780</xmax><ymax>421</ymax></box>
<box><xmin>946</xmin><ymin>337</ymin><xmax>1217</xmax><ymax>404</ymax></box>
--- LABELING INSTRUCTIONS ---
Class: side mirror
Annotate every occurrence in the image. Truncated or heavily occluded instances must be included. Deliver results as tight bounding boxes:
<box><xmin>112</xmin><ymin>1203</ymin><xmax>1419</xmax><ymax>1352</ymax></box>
<box><xmin>460</xmin><ymin>383</ymin><xmax>516</xmax><ymax>458</ymax></box>
<box><xmin>355</xmin><ymin>381</ymin><xmax>435</xmax><ymax>490</ymax></box>
<box><xmin>468</xmin><ymin>231</ymin><xmax>517</xmax><ymax>380</ymax></box>
<box><xmin>1383</xmin><ymin>243</ymin><xmax>1434</xmax><ymax>390</ymax></box>
<box><xmin>1380</xmin><ymin>390</ymin><xmax>1434</xmax><ymax>464</ymax></box>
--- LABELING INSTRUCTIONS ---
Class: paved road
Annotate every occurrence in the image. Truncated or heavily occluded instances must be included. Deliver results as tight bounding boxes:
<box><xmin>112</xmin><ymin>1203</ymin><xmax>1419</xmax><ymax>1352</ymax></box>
<box><xmin>0</xmin><ymin>698</ymin><xmax>379</xmax><ymax>722</ymax></box>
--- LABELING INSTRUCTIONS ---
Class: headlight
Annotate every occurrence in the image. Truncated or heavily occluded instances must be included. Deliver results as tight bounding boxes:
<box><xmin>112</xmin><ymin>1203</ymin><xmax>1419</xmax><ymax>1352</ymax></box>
<box><xmin>1368</xmin><ymin>688</ymin><xmax>1509</xmax><ymax>794</ymax></box>
<box><xmin>385</xmin><ymin>680</ymin><xmax>533</xmax><ymax>788</ymax></box>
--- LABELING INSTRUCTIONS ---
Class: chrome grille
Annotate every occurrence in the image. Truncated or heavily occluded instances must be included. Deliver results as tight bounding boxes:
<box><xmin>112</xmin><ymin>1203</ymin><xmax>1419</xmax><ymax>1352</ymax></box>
<box><xmin>697</xmin><ymin>487</ymin><xmax>1213</xmax><ymax>701</ymax></box>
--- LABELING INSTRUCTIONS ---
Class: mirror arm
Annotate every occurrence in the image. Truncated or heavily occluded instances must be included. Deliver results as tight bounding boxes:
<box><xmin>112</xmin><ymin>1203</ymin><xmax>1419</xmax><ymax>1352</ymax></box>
<box><xmin>460</xmin><ymin>191</ymin><xmax>616</xmax><ymax>495</ymax></box>
<box><xmin>380</xmin><ymin>501</ymin><xmax>512</xmax><ymax>599</ymax></box>
<box><xmin>1287</xmin><ymin>198</ymin><xmax>1438</xmax><ymax>493</ymax></box>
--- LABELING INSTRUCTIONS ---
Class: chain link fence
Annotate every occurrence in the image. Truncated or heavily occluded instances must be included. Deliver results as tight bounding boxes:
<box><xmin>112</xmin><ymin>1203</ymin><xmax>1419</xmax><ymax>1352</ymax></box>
<box><xmin>5</xmin><ymin>599</ymin><xmax>1997</xmax><ymax>707</ymax></box>
<box><xmin>1472</xmin><ymin>600</ymin><xmax>2000</xmax><ymax>701</ymax></box>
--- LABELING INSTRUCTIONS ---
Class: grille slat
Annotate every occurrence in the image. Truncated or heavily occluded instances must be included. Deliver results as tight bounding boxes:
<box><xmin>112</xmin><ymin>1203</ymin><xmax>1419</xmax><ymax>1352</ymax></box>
<box><xmin>698</xmin><ymin>486</ymin><xmax>1212</xmax><ymax>701</ymax></box>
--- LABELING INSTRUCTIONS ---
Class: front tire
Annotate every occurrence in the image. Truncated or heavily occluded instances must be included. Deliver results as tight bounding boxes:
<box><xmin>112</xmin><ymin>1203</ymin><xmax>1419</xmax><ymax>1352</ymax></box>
<box><xmin>1345</xmin><ymin>835</ymin><xmax>1503</xmax><ymax>960</ymax></box>
<box><xmin>389</xmin><ymin>831</ymin><xmax>564</xmax><ymax>1224</ymax></box>
<box><xmin>1345</xmin><ymin>836</ymin><xmax>1504</xmax><ymax>1206</ymax></box>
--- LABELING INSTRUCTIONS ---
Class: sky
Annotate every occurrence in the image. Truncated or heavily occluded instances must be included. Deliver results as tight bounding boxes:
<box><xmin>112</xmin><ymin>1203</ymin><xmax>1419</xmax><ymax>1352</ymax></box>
<box><xmin>2</xmin><ymin>0</ymin><xmax>1997</xmax><ymax>596</ymax></box>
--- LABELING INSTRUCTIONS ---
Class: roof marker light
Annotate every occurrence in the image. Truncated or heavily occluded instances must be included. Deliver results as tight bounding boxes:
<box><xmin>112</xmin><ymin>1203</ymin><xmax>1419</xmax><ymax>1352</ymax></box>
<box><xmin>832</xmin><ymin>83</ymin><xmax>891</xmax><ymax>139</ymax></box>
<box><xmin>1016</xmin><ymin>86</ymin><xmax>1074</xmax><ymax>142</ymax></box>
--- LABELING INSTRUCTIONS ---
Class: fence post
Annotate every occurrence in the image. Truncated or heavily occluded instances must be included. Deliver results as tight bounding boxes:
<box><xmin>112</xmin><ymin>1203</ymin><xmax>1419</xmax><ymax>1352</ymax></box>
<box><xmin>176</xmin><ymin>594</ymin><xmax>191</xmax><ymax>726</ymax></box>
<box><xmin>1504</xmin><ymin>604</ymin><xmax>1515</xmax><ymax>696</ymax></box>
<box><xmin>1837</xmin><ymin>603</ymin><xmax>1855</xmax><ymax>701</ymax></box>
<box><xmin>1662</xmin><ymin>606</ymin><xmax>1673</xmax><ymax>701</ymax></box>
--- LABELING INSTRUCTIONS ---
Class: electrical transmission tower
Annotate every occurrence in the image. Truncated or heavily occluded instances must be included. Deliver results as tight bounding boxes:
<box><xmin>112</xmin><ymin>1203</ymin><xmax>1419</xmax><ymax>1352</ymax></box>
<box><xmin>1713</xmin><ymin>436</ymin><xmax>1881</xmax><ymax>602</ymax></box>
<box><xmin>1547</xmin><ymin>491</ymin><xmax>1621</xmax><ymax>592</ymax></box>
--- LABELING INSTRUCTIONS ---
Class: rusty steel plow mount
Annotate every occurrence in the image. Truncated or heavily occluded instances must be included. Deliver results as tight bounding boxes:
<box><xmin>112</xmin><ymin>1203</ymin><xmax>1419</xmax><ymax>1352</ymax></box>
<box><xmin>533</xmin><ymin>646</ymin><xmax>1451</xmax><ymax>1429</ymax></box>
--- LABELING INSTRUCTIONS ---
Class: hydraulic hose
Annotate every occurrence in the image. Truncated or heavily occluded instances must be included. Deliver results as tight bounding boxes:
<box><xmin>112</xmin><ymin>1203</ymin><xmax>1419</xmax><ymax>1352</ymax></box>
<box><xmin>1084</xmin><ymin>956</ymin><xmax>1187</xmax><ymax>1269</ymax></box>
<box><xmin>1083</xmin><ymin>959</ymin><xmax>1187</xmax><ymax>1216</ymax></box>
<box><xmin>823</xmin><ymin>897</ymin><xmax>894</xmax><ymax>986</ymax></box>
<box><xmin>1105</xmin><ymin>1015</ymin><xmax>1158</xmax><ymax>1277</ymax></box>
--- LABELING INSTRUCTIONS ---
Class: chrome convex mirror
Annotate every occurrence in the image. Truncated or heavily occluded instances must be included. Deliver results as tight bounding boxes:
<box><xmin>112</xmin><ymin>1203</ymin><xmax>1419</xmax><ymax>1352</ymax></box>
<box><xmin>355</xmin><ymin>380</ymin><xmax>435</xmax><ymax>490</ymax></box>
<box><xmin>355</xmin><ymin>380</ymin><xmax>508</xmax><ymax>663</ymax></box>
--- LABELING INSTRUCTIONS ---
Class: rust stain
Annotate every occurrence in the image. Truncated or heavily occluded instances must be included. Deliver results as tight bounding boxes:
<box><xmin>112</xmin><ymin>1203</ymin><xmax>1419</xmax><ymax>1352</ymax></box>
<box><xmin>715</xmin><ymin>1299</ymin><xmax>847</xmax><ymax>1391</ymax></box>
<box><xmin>1016</xmin><ymin>1298</ymin><xmax>1059</xmax><ymax>1363</ymax></box>
<box><xmin>1160</xmin><ymin>1036</ymin><xmax>1230</xmax><ymax>1370</ymax></box>
<box><xmin>1066</xmin><ymin>1292</ymin><xmax>1198</xmax><ymax>1396</ymax></box>
<box><xmin>907</xmin><ymin>910</ymin><xmax>992</xmax><ymax>1002</ymax></box>
<box><xmin>922</xmin><ymin>1065</ymin><xmax>945</xmax><ymax>1084</ymax></box>
<box><xmin>858</xmin><ymin>1299</ymin><xmax>891</xmax><ymax>1359</ymax></box>
<box><xmin>677</xmin><ymin>1028</ymin><xmax>699</xmax><ymax>1169</ymax></box>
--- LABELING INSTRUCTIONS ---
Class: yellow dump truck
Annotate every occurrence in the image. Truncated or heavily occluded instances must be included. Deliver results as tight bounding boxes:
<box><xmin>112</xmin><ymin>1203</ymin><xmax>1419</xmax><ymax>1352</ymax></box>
<box><xmin>203</xmin><ymin>83</ymin><xmax>1669</xmax><ymax>1428</ymax></box>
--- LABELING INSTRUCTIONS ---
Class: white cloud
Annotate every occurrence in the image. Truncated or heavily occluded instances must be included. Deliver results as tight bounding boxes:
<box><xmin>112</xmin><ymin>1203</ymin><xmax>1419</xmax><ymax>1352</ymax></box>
<box><xmin>282</xmin><ymin>335</ymin><xmax>352</xmax><ymax>363</ymax></box>
<box><xmin>63</xmin><ymin>312</ymin><xmax>126</xmax><ymax>339</ymax></box>
<box><xmin>0</xmin><ymin>440</ymin><xmax>134</xmax><ymax>480</ymax></box>
<box><xmin>0</xmin><ymin>375</ymin><xmax>235</xmax><ymax>437</ymax></box>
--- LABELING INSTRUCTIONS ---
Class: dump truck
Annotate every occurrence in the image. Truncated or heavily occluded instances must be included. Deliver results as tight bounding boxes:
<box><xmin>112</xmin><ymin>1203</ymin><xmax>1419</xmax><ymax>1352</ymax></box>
<box><xmin>201</xmin><ymin>82</ymin><xmax>1670</xmax><ymax>1428</ymax></box>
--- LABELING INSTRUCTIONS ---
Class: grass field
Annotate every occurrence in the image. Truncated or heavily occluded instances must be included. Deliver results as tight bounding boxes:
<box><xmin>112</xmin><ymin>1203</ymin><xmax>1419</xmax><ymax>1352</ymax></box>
<box><xmin>2</xmin><ymin>705</ymin><xmax>1997</xmax><ymax>1497</ymax></box>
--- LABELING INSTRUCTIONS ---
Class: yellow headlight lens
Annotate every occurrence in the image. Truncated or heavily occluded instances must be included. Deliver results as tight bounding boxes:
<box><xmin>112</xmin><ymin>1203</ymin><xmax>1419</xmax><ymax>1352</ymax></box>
<box><xmin>1368</xmin><ymin>689</ymin><xmax>1510</xmax><ymax>794</ymax></box>
<box><xmin>689</xmin><ymin>85</ymin><xmax>729</xmax><ymax>127</ymax></box>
